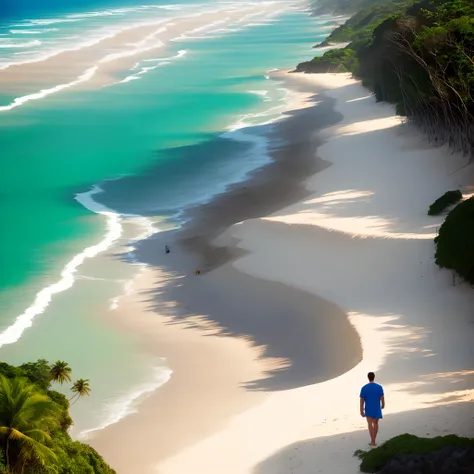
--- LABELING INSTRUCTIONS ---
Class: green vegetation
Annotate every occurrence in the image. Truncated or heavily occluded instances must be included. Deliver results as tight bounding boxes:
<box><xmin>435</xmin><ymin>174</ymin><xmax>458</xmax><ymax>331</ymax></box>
<box><xmin>301</xmin><ymin>0</ymin><xmax>474</xmax><ymax>161</ymax></box>
<box><xmin>311</xmin><ymin>0</ymin><xmax>396</xmax><ymax>15</ymax></box>
<box><xmin>355</xmin><ymin>433</ymin><xmax>474</xmax><ymax>472</ymax></box>
<box><xmin>49</xmin><ymin>361</ymin><xmax>72</xmax><ymax>385</ymax></box>
<box><xmin>428</xmin><ymin>190</ymin><xmax>463</xmax><ymax>215</ymax></box>
<box><xmin>70</xmin><ymin>379</ymin><xmax>91</xmax><ymax>405</ymax></box>
<box><xmin>300</xmin><ymin>1</ymin><xmax>408</xmax><ymax>72</ymax></box>
<box><xmin>435</xmin><ymin>196</ymin><xmax>474</xmax><ymax>283</ymax></box>
<box><xmin>294</xmin><ymin>48</ymin><xmax>357</xmax><ymax>73</ymax></box>
<box><xmin>316</xmin><ymin>0</ymin><xmax>407</xmax><ymax>45</ymax></box>
<box><xmin>0</xmin><ymin>360</ymin><xmax>114</xmax><ymax>474</ymax></box>
<box><xmin>0</xmin><ymin>376</ymin><xmax>59</xmax><ymax>471</ymax></box>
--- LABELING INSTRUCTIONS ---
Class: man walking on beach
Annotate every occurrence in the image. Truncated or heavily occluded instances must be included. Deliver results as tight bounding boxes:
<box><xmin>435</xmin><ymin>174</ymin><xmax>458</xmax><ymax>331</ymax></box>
<box><xmin>360</xmin><ymin>372</ymin><xmax>385</xmax><ymax>446</ymax></box>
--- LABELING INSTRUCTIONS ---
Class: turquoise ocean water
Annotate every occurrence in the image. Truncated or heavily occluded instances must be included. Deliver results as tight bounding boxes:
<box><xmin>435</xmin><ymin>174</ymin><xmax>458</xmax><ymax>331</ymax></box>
<box><xmin>0</xmin><ymin>0</ymin><xmax>335</xmax><ymax>437</ymax></box>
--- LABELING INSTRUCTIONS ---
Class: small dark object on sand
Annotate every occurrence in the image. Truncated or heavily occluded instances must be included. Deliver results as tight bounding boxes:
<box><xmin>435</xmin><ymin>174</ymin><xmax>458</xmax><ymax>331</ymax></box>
<box><xmin>165</xmin><ymin>245</ymin><xmax>170</xmax><ymax>254</ymax></box>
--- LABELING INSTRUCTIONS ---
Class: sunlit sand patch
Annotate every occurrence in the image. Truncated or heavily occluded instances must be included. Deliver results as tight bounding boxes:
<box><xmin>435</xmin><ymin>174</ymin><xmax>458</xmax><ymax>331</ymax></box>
<box><xmin>326</xmin><ymin>116</ymin><xmax>402</xmax><ymax>137</ymax></box>
<box><xmin>264</xmin><ymin>212</ymin><xmax>436</xmax><ymax>239</ymax></box>
<box><xmin>346</xmin><ymin>94</ymin><xmax>373</xmax><ymax>103</ymax></box>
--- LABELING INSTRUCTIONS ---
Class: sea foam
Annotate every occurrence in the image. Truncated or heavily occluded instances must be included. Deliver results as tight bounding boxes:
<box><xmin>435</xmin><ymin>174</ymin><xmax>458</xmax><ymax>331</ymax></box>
<box><xmin>112</xmin><ymin>49</ymin><xmax>187</xmax><ymax>85</ymax></box>
<box><xmin>18</xmin><ymin>18</ymin><xmax>82</xmax><ymax>26</ymax></box>
<box><xmin>77</xmin><ymin>362</ymin><xmax>173</xmax><ymax>440</ymax></box>
<box><xmin>0</xmin><ymin>39</ymin><xmax>42</xmax><ymax>48</ymax></box>
<box><xmin>9</xmin><ymin>29</ymin><xmax>58</xmax><ymax>34</ymax></box>
<box><xmin>0</xmin><ymin>185</ymin><xmax>121</xmax><ymax>348</ymax></box>
<box><xmin>0</xmin><ymin>177</ymin><xmax>160</xmax><ymax>348</ymax></box>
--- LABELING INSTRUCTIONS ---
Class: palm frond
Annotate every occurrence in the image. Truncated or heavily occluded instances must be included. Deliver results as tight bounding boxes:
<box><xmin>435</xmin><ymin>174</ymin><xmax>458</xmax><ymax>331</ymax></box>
<box><xmin>20</xmin><ymin>433</ymin><xmax>57</xmax><ymax>466</ymax></box>
<box><xmin>0</xmin><ymin>375</ymin><xmax>60</xmax><ymax>471</ymax></box>
<box><xmin>49</xmin><ymin>361</ymin><xmax>72</xmax><ymax>384</ymax></box>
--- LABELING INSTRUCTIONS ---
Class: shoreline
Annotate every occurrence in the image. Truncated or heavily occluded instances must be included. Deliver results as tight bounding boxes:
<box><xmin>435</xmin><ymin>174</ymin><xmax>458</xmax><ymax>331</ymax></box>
<box><xmin>92</xmin><ymin>71</ymin><xmax>473</xmax><ymax>474</ymax></box>
<box><xmin>0</xmin><ymin>2</ymin><xmax>293</xmax><ymax>100</ymax></box>
<box><xmin>87</xmin><ymin>266</ymin><xmax>269</xmax><ymax>473</ymax></box>
<box><xmin>87</xmin><ymin>74</ymin><xmax>363</xmax><ymax>472</ymax></box>
<box><xmin>0</xmin><ymin>7</ymin><xmax>355</xmax><ymax>463</ymax></box>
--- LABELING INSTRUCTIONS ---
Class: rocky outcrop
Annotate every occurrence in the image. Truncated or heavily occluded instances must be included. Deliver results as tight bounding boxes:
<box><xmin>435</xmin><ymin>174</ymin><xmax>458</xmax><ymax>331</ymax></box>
<box><xmin>377</xmin><ymin>446</ymin><xmax>474</xmax><ymax>474</ymax></box>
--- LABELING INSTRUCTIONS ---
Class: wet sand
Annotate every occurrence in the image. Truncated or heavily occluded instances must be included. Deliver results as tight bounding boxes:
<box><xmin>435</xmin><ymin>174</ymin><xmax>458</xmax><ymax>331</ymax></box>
<box><xmin>88</xmin><ymin>77</ymin><xmax>362</xmax><ymax>473</ymax></box>
<box><xmin>0</xmin><ymin>4</ymin><xmax>290</xmax><ymax>95</ymax></box>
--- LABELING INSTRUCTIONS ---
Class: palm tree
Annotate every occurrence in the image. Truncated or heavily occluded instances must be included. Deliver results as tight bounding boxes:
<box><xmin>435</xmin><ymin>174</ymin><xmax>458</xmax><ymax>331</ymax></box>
<box><xmin>49</xmin><ymin>361</ymin><xmax>72</xmax><ymax>385</ymax></box>
<box><xmin>0</xmin><ymin>376</ymin><xmax>59</xmax><ymax>473</ymax></box>
<box><xmin>69</xmin><ymin>379</ymin><xmax>91</xmax><ymax>405</ymax></box>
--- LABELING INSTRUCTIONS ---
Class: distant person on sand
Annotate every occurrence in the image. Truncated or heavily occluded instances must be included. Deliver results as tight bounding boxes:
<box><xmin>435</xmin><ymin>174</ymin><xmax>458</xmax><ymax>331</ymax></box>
<box><xmin>360</xmin><ymin>372</ymin><xmax>385</xmax><ymax>446</ymax></box>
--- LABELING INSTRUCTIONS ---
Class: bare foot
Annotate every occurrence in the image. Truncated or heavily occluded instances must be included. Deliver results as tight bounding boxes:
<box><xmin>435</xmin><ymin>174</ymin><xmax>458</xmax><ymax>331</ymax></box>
<box><xmin>368</xmin><ymin>443</ymin><xmax>377</xmax><ymax>446</ymax></box>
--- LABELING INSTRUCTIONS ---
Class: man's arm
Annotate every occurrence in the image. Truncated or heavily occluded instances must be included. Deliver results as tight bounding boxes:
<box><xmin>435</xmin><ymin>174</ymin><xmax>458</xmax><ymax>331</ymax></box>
<box><xmin>380</xmin><ymin>395</ymin><xmax>385</xmax><ymax>410</ymax></box>
<box><xmin>360</xmin><ymin>397</ymin><xmax>365</xmax><ymax>417</ymax></box>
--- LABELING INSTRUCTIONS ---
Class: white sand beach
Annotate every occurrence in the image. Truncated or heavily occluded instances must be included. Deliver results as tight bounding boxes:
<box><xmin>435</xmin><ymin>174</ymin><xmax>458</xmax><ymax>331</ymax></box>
<box><xmin>5</xmin><ymin>1</ymin><xmax>473</xmax><ymax>471</ymax></box>
<box><xmin>85</xmin><ymin>71</ymin><xmax>474</xmax><ymax>474</ymax></box>
<box><xmin>149</xmin><ymin>73</ymin><xmax>474</xmax><ymax>474</ymax></box>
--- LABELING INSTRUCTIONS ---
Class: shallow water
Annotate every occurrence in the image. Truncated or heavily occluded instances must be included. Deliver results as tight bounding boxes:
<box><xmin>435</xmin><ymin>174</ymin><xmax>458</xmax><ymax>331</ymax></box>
<box><xmin>0</xmin><ymin>0</ymin><xmax>333</xmax><ymax>436</ymax></box>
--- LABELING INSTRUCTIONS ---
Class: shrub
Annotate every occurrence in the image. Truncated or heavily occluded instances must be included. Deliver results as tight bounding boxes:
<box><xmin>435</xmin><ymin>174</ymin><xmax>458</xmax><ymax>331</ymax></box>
<box><xmin>356</xmin><ymin>434</ymin><xmax>474</xmax><ymax>473</ymax></box>
<box><xmin>0</xmin><ymin>361</ymin><xmax>115</xmax><ymax>474</ymax></box>
<box><xmin>52</xmin><ymin>433</ymin><xmax>116</xmax><ymax>474</ymax></box>
<box><xmin>0</xmin><ymin>359</ymin><xmax>52</xmax><ymax>391</ymax></box>
<box><xmin>435</xmin><ymin>196</ymin><xmax>474</xmax><ymax>283</ymax></box>
<box><xmin>48</xmin><ymin>390</ymin><xmax>73</xmax><ymax>431</ymax></box>
<box><xmin>294</xmin><ymin>47</ymin><xmax>358</xmax><ymax>73</ymax></box>
<box><xmin>428</xmin><ymin>190</ymin><xmax>463</xmax><ymax>215</ymax></box>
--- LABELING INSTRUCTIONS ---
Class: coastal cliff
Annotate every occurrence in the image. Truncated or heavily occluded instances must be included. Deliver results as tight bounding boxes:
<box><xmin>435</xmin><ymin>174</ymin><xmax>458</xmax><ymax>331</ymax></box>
<box><xmin>299</xmin><ymin>0</ymin><xmax>474</xmax><ymax>162</ymax></box>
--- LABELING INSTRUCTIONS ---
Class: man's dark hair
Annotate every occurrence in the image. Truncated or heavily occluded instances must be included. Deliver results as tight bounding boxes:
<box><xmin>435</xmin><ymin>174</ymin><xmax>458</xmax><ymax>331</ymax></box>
<box><xmin>368</xmin><ymin>372</ymin><xmax>375</xmax><ymax>382</ymax></box>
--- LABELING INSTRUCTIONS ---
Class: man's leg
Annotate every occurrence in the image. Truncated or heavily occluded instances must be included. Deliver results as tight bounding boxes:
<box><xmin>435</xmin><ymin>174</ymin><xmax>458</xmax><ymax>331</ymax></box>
<box><xmin>372</xmin><ymin>419</ymin><xmax>379</xmax><ymax>445</ymax></box>
<box><xmin>366</xmin><ymin>417</ymin><xmax>375</xmax><ymax>445</ymax></box>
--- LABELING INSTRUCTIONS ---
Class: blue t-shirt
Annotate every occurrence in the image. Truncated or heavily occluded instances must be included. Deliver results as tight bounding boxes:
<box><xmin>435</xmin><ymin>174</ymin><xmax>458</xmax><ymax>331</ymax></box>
<box><xmin>360</xmin><ymin>382</ymin><xmax>384</xmax><ymax>419</ymax></box>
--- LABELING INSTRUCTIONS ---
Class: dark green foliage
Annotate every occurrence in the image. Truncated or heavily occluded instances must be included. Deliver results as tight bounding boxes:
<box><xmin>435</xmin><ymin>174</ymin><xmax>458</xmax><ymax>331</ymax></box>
<box><xmin>435</xmin><ymin>196</ymin><xmax>474</xmax><ymax>283</ymax></box>
<box><xmin>428</xmin><ymin>190</ymin><xmax>463</xmax><ymax>215</ymax></box>
<box><xmin>319</xmin><ymin>0</ymin><xmax>408</xmax><ymax>45</ymax></box>
<box><xmin>303</xmin><ymin>0</ymin><xmax>474</xmax><ymax>160</ymax></box>
<box><xmin>52</xmin><ymin>433</ymin><xmax>115</xmax><ymax>474</ymax></box>
<box><xmin>294</xmin><ymin>47</ymin><xmax>358</xmax><ymax>73</ymax></box>
<box><xmin>312</xmin><ymin>0</ymin><xmax>396</xmax><ymax>15</ymax></box>
<box><xmin>357</xmin><ymin>0</ymin><xmax>474</xmax><ymax>155</ymax></box>
<box><xmin>0</xmin><ymin>362</ymin><xmax>18</xmax><ymax>379</ymax></box>
<box><xmin>47</xmin><ymin>391</ymin><xmax>73</xmax><ymax>431</ymax></box>
<box><xmin>18</xmin><ymin>359</ymin><xmax>52</xmax><ymax>390</ymax></box>
<box><xmin>300</xmin><ymin>1</ymin><xmax>407</xmax><ymax>72</ymax></box>
<box><xmin>0</xmin><ymin>361</ymin><xmax>115</xmax><ymax>474</ymax></box>
<box><xmin>0</xmin><ymin>360</ymin><xmax>51</xmax><ymax>391</ymax></box>
<box><xmin>356</xmin><ymin>433</ymin><xmax>474</xmax><ymax>472</ymax></box>
<box><xmin>49</xmin><ymin>361</ymin><xmax>72</xmax><ymax>385</ymax></box>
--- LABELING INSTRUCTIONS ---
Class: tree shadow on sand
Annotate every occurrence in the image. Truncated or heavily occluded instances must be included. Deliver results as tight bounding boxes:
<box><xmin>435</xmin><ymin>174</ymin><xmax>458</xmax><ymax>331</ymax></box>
<box><xmin>136</xmin><ymin>250</ymin><xmax>362</xmax><ymax>392</ymax></box>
